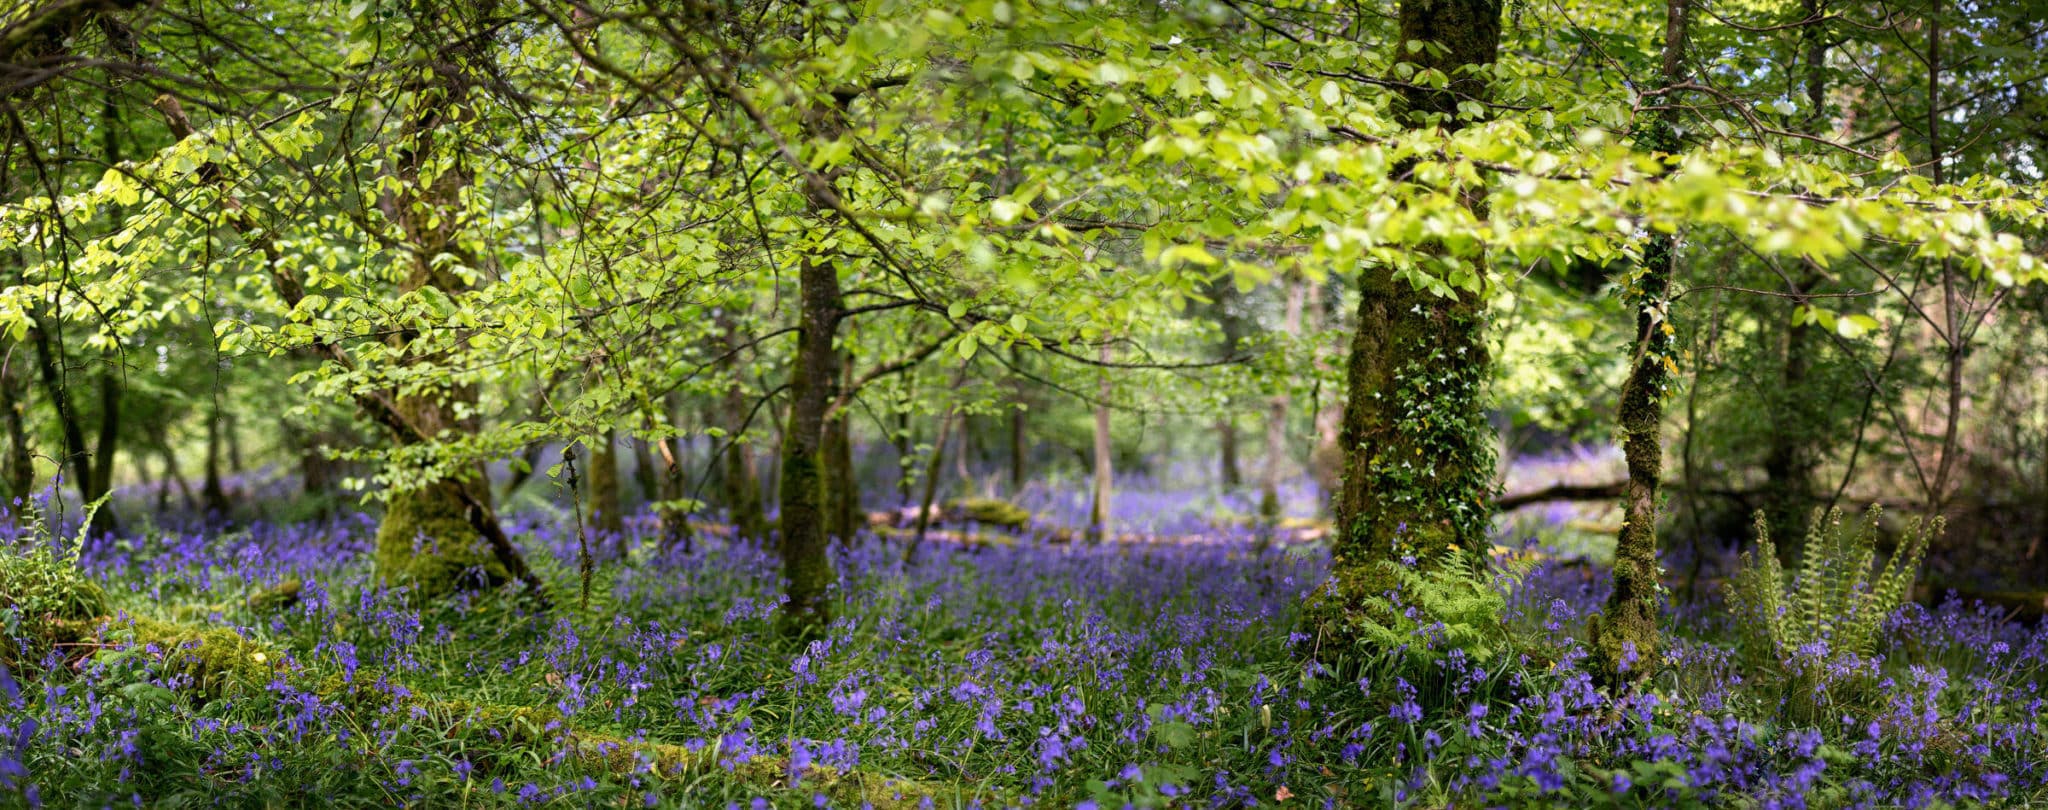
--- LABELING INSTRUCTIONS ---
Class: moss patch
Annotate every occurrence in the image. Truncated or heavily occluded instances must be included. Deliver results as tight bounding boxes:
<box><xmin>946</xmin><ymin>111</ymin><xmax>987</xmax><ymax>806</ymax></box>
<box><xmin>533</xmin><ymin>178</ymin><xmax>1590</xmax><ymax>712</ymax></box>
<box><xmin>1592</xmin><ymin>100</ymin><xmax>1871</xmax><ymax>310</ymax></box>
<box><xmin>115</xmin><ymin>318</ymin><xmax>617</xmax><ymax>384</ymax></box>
<box><xmin>947</xmin><ymin>497</ymin><xmax>1031</xmax><ymax>529</ymax></box>
<box><xmin>113</xmin><ymin>616</ymin><xmax>283</xmax><ymax>697</ymax></box>
<box><xmin>373</xmin><ymin>481</ymin><xmax>509</xmax><ymax>600</ymax></box>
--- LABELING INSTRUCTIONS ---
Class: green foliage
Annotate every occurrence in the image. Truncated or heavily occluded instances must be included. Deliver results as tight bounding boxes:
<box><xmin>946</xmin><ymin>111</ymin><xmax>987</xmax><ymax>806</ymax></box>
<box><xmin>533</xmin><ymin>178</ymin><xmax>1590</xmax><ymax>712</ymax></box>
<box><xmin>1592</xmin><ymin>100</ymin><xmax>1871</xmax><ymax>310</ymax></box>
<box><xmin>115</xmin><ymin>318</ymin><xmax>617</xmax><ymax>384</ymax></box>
<box><xmin>1348</xmin><ymin>547</ymin><xmax>1533</xmax><ymax>666</ymax></box>
<box><xmin>1729</xmin><ymin>506</ymin><xmax>1938</xmax><ymax>667</ymax></box>
<box><xmin>0</xmin><ymin>507</ymin><xmax>110</xmax><ymax>664</ymax></box>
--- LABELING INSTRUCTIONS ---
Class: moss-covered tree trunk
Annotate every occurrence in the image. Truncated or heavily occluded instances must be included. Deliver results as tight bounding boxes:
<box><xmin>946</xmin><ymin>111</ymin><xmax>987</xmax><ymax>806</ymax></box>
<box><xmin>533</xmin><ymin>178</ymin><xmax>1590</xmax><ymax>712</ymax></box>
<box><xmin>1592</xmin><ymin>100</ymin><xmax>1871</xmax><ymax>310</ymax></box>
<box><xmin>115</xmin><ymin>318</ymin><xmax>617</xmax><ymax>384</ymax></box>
<box><xmin>776</xmin><ymin>251</ymin><xmax>843</xmax><ymax>634</ymax></box>
<box><xmin>1595</xmin><ymin>0</ymin><xmax>1693</xmax><ymax>687</ymax></box>
<box><xmin>371</xmin><ymin>19</ymin><xmax>524</xmax><ymax>598</ymax></box>
<box><xmin>1302</xmin><ymin>0</ymin><xmax>1502</xmax><ymax>649</ymax></box>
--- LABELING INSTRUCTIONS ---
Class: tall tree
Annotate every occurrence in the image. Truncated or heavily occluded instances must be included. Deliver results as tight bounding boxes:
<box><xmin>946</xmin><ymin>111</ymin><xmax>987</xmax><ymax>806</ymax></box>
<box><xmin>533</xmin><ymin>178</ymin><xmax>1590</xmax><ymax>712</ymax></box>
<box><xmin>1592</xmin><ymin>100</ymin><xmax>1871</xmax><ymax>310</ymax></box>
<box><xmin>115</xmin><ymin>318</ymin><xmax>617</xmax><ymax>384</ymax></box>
<box><xmin>1259</xmin><ymin>275</ymin><xmax>1307</xmax><ymax>536</ymax></box>
<box><xmin>1304</xmin><ymin>0</ymin><xmax>1504</xmax><ymax>648</ymax></box>
<box><xmin>1595</xmin><ymin>0</ymin><xmax>1695</xmax><ymax>686</ymax></box>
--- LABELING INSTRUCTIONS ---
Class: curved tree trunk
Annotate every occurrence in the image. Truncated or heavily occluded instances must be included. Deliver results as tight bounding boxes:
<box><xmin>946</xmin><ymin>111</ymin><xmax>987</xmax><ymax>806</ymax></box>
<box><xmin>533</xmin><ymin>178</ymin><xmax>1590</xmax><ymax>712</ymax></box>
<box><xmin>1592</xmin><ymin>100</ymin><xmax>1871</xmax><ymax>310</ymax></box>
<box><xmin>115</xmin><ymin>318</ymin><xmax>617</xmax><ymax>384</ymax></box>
<box><xmin>1303</xmin><ymin>0</ymin><xmax>1503</xmax><ymax>651</ymax></box>
<box><xmin>1596</xmin><ymin>0</ymin><xmax>1693</xmax><ymax>687</ymax></box>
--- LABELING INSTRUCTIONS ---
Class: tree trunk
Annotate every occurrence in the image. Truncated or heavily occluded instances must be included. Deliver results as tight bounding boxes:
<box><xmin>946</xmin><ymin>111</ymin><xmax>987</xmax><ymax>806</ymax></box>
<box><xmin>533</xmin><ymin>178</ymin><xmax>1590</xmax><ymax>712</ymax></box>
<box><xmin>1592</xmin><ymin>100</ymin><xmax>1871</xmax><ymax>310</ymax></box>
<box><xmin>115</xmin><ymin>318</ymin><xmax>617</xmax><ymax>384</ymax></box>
<box><xmin>1212</xmin><ymin>280</ymin><xmax>1246</xmax><ymax>490</ymax></box>
<box><xmin>1595</xmin><ymin>0</ymin><xmax>1692</xmax><ymax>687</ymax></box>
<box><xmin>1259</xmin><ymin>277</ymin><xmax>1307</xmax><ymax>536</ymax></box>
<box><xmin>1088</xmin><ymin>344</ymin><xmax>1114</xmax><ymax>543</ymax></box>
<box><xmin>776</xmin><ymin>250</ymin><xmax>843</xmax><ymax>635</ymax></box>
<box><xmin>369</xmin><ymin>36</ymin><xmax>527</xmax><ymax>600</ymax></box>
<box><xmin>1762</xmin><ymin>0</ymin><xmax>1830</xmax><ymax>545</ymax></box>
<box><xmin>159</xmin><ymin>441</ymin><xmax>196</xmax><ymax>513</ymax></box>
<box><xmin>30</xmin><ymin>318</ymin><xmax>119</xmax><ymax>534</ymax></box>
<box><xmin>202</xmin><ymin>407</ymin><xmax>230</xmax><ymax>516</ymax></box>
<box><xmin>89</xmin><ymin>368</ymin><xmax>120</xmax><ymax>500</ymax></box>
<box><xmin>1303</xmin><ymin>0</ymin><xmax>1502</xmax><ymax>650</ymax></box>
<box><xmin>150</xmin><ymin>83</ymin><xmax>542</xmax><ymax>602</ymax></box>
<box><xmin>590</xmin><ymin>429</ymin><xmax>624</xmax><ymax>534</ymax></box>
<box><xmin>1306</xmin><ymin>281</ymin><xmax>1345</xmax><ymax>516</ymax></box>
<box><xmin>0</xmin><ymin>344</ymin><xmax>32</xmax><ymax>510</ymax></box>
<box><xmin>908</xmin><ymin>379</ymin><xmax>966</xmax><ymax>563</ymax></box>
<box><xmin>631</xmin><ymin>436</ymin><xmax>660</xmax><ymax>504</ymax></box>
<box><xmin>223</xmin><ymin>410</ymin><xmax>244</xmax><ymax>477</ymax></box>
<box><xmin>823</xmin><ymin>390</ymin><xmax>858</xmax><ymax>541</ymax></box>
<box><xmin>1009</xmin><ymin>403</ymin><xmax>1027</xmax><ymax>495</ymax></box>
<box><xmin>719</xmin><ymin>324</ymin><xmax>769</xmax><ymax>542</ymax></box>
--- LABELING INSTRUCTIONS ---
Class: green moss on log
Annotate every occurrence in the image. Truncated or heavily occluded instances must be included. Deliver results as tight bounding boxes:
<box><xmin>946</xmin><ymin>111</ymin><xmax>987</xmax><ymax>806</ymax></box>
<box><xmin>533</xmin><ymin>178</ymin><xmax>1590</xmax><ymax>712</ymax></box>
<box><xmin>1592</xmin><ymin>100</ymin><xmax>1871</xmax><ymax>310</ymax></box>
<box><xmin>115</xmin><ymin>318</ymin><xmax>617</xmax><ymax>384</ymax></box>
<box><xmin>374</xmin><ymin>481</ymin><xmax>509</xmax><ymax>599</ymax></box>
<box><xmin>948</xmin><ymin>497</ymin><xmax>1031</xmax><ymax>529</ymax></box>
<box><xmin>115</xmin><ymin>616</ymin><xmax>282</xmax><ymax>697</ymax></box>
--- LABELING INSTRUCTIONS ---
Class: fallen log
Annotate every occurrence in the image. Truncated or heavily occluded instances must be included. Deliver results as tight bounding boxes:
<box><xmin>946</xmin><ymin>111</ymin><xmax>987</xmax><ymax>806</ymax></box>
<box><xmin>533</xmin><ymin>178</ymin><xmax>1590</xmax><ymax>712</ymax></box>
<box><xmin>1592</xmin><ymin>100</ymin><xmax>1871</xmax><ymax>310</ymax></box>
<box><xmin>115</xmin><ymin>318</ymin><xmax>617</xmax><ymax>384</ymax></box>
<box><xmin>1495</xmin><ymin>480</ymin><xmax>1628</xmax><ymax>511</ymax></box>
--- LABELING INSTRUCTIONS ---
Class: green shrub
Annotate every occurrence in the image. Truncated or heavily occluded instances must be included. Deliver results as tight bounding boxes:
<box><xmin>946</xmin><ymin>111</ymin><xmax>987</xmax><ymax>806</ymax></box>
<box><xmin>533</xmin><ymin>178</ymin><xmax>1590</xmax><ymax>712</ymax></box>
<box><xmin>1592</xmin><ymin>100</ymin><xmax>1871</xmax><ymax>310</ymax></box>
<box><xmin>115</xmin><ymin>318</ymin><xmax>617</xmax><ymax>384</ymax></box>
<box><xmin>0</xmin><ymin>507</ymin><xmax>110</xmax><ymax>664</ymax></box>
<box><xmin>1729</xmin><ymin>505</ymin><xmax>1936</xmax><ymax>663</ymax></box>
<box><xmin>1727</xmin><ymin>506</ymin><xmax>1937</xmax><ymax>720</ymax></box>
<box><xmin>1347</xmin><ymin>546</ymin><xmax>1533</xmax><ymax>666</ymax></box>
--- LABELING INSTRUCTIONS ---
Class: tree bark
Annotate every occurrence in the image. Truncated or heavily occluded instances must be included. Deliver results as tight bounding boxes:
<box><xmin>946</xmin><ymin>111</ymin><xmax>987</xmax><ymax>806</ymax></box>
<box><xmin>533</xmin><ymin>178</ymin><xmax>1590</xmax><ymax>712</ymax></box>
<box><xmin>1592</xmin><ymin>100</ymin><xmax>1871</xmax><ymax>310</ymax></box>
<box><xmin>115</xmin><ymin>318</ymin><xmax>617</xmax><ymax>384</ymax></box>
<box><xmin>1306</xmin><ymin>282</ymin><xmax>1345</xmax><ymax>516</ymax></box>
<box><xmin>1212</xmin><ymin>280</ymin><xmax>1245</xmax><ymax>489</ymax></box>
<box><xmin>1762</xmin><ymin>0</ymin><xmax>1830</xmax><ymax>542</ymax></box>
<box><xmin>88</xmin><ymin>367</ymin><xmax>120</xmax><ymax>501</ymax></box>
<box><xmin>202</xmin><ymin>406</ymin><xmax>230</xmax><ymax>515</ymax></box>
<box><xmin>30</xmin><ymin>317</ymin><xmax>118</xmax><ymax>533</ymax></box>
<box><xmin>1596</xmin><ymin>0</ymin><xmax>1693</xmax><ymax>687</ymax></box>
<box><xmin>630</xmin><ymin>436</ymin><xmax>660</xmax><ymax>504</ymax></box>
<box><xmin>1009</xmin><ymin>404</ymin><xmax>1027</xmax><ymax>495</ymax></box>
<box><xmin>1</xmin><ymin>343</ymin><xmax>32</xmax><ymax>510</ymax></box>
<box><xmin>822</xmin><ymin>353</ymin><xmax>858</xmax><ymax>542</ymax></box>
<box><xmin>776</xmin><ymin>250</ymin><xmax>843</xmax><ymax>635</ymax></box>
<box><xmin>718</xmin><ymin>318</ymin><xmax>769</xmax><ymax>542</ymax></box>
<box><xmin>1259</xmin><ymin>276</ymin><xmax>1307</xmax><ymax>536</ymax></box>
<box><xmin>1088</xmin><ymin>343</ymin><xmax>1114</xmax><ymax>543</ymax></box>
<box><xmin>1304</xmin><ymin>0</ymin><xmax>1503</xmax><ymax>650</ymax></box>
<box><xmin>590</xmin><ymin>429</ymin><xmax>624</xmax><ymax>534</ymax></box>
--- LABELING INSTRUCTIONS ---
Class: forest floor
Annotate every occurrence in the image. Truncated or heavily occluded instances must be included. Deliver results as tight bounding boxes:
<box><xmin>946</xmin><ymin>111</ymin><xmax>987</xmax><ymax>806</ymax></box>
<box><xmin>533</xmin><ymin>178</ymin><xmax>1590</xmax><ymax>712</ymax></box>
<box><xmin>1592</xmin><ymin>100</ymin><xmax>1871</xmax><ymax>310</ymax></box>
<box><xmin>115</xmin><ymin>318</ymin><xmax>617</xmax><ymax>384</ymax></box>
<box><xmin>3</xmin><ymin>472</ymin><xmax>2045</xmax><ymax>808</ymax></box>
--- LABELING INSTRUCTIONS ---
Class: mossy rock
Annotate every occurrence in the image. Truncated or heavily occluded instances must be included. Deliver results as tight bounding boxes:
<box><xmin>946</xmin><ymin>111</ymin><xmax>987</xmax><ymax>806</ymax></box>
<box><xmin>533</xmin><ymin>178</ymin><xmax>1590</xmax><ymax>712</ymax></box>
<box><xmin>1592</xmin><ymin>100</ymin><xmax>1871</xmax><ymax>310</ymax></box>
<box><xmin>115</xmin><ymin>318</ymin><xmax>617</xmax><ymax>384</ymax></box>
<box><xmin>113</xmin><ymin>616</ymin><xmax>282</xmax><ymax>697</ymax></box>
<box><xmin>247</xmin><ymin>578</ymin><xmax>303</xmax><ymax>612</ymax></box>
<box><xmin>374</xmin><ymin>482</ymin><xmax>510</xmax><ymax>600</ymax></box>
<box><xmin>946</xmin><ymin>497</ymin><xmax>1031</xmax><ymax>529</ymax></box>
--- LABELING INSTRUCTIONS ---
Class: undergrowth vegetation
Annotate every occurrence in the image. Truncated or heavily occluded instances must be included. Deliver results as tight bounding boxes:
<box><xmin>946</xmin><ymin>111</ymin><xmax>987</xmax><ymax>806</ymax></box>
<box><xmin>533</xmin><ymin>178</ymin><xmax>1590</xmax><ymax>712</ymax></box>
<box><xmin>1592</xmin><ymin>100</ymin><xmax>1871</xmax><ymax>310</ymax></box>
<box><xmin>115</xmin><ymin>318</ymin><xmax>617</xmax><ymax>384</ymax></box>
<box><xmin>3</xmin><ymin>500</ymin><xmax>2044</xmax><ymax>808</ymax></box>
